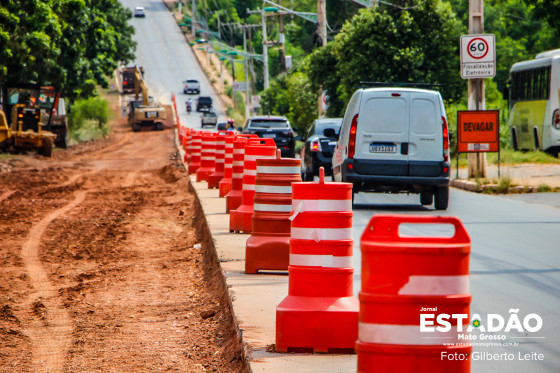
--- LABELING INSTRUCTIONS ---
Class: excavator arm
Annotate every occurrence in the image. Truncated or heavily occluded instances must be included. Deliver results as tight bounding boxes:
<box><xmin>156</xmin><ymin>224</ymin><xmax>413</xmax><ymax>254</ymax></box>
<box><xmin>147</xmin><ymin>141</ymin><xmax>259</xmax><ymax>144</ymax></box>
<box><xmin>134</xmin><ymin>66</ymin><xmax>150</xmax><ymax>106</ymax></box>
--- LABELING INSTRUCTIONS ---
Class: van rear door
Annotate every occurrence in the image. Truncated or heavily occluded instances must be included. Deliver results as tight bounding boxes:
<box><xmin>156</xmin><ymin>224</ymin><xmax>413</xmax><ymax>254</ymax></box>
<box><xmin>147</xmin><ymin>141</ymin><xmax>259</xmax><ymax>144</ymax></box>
<box><xmin>354</xmin><ymin>91</ymin><xmax>410</xmax><ymax>176</ymax></box>
<box><xmin>408</xmin><ymin>92</ymin><xmax>443</xmax><ymax>176</ymax></box>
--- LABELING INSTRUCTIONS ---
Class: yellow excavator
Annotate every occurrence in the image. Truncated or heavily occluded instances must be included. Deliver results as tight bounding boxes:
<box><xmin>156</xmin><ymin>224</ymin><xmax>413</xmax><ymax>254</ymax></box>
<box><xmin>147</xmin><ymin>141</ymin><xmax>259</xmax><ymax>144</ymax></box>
<box><xmin>127</xmin><ymin>66</ymin><xmax>166</xmax><ymax>132</ymax></box>
<box><xmin>0</xmin><ymin>83</ymin><xmax>56</xmax><ymax>157</ymax></box>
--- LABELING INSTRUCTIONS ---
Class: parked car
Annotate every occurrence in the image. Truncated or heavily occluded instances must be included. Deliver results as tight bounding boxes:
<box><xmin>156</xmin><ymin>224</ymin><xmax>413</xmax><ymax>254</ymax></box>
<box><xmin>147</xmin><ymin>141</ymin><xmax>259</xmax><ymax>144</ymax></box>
<box><xmin>301</xmin><ymin>118</ymin><xmax>343</xmax><ymax>181</ymax></box>
<box><xmin>201</xmin><ymin>111</ymin><xmax>218</xmax><ymax>128</ymax></box>
<box><xmin>332</xmin><ymin>86</ymin><xmax>450</xmax><ymax>209</ymax></box>
<box><xmin>196</xmin><ymin>96</ymin><xmax>213</xmax><ymax>112</ymax></box>
<box><xmin>241</xmin><ymin>116</ymin><xmax>297</xmax><ymax>158</ymax></box>
<box><xmin>134</xmin><ymin>7</ymin><xmax>145</xmax><ymax>17</ymax></box>
<box><xmin>183</xmin><ymin>79</ymin><xmax>200</xmax><ymax>94</ymax></box>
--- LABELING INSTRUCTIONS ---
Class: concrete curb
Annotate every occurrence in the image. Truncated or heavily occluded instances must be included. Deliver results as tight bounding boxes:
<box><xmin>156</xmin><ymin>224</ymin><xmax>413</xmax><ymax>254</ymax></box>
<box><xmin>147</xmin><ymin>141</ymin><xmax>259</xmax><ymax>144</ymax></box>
<box><xmin>451</xmin><ymin>178</ymin><xmax>546</xmax><ymax>194</ymax></box>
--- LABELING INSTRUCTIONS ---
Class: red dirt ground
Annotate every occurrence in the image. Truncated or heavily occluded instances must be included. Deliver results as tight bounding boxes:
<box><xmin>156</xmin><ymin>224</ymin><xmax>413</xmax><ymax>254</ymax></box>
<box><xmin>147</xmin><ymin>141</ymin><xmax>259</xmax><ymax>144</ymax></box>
<box><xmin>0</xmin><ymin>109</ymin><xmax>247</xmax><ymax>372</ymax></box>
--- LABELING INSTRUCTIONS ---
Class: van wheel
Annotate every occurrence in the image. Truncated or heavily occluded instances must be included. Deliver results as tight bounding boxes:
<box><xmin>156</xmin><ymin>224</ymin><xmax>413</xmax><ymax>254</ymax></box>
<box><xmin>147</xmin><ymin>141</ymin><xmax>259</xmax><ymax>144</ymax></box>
<box><xmin>420</xmin><ymin>192</ymin><xmax>433</xmax><ymax>206</ymax></box>
<box><xmin>434</xmin><ymin>186</ymin><xmax>449</xmax><ymax>211</ymax></box>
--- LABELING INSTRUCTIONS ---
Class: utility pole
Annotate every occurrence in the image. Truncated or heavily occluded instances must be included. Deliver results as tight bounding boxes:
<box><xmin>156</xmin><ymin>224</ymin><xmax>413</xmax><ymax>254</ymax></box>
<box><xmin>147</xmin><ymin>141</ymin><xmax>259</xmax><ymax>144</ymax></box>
<box><xmin>242</xmin><ymin>28</ymin><xmax>250</xmax><ymax>118</ymax></box>
<box><xmin>317</xmin><ymin>0</ymin><xmax>327</xmax><ymax>118</ymax></box>
<box><xmin>277</xmin><ymin>1</ymin><xmax>286</xmax><ymax>71</ymax></box>
<box><xmin>468</xmin><ymin>0</ymin><xmax>486</xmax><ymax>178</ymax></box>
<box><xmin>191</xmin><ymin>0</ymin><xmax>196</xmax><ymax>38</ymax></box>
<box><xmin>262</xmin><ymin>10</ymin><xmax>269</xmax><ymax>89</ymax></box>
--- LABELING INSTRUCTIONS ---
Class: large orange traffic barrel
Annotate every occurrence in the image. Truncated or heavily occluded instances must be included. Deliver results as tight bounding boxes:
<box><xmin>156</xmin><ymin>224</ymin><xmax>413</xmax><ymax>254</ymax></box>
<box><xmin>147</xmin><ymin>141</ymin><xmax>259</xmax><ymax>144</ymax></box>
<box><xmin>196</xmin><ymin>132</ymin><xmax>218</xmax><ymax>182</ymax></box>
<box><xmin>207</xmin><ymin>131</ymin><xmax>234</xmax><ymax>189</ymax></box>
<box><xmin>219</xmin><ymin>133</ymin><xmax>236</xmax><ymax>197</ymax></box>
<box><xmin>245</xmin><ymin>150</ymin><xmax>301</xmax><ymax>273</ymax></box>
<box><xmin>183</xmin><ymin>128</ymin><xmax>195</xmax><ymax>164</ymax></box>
<box><xmin>358</xmin><ymin>215</ymin><xmax>472</xmax><ymax>373</ymax></box>
<box><xmin>187</xmin><ymin>131</ymin><xmax>203</xmax><ymax>174</ymax></box>
<box><xmin>276</xmin><ymin>168</ymin><xmax>359</xmax><ymax>353</ymax></box>
<box><xmin>230</xmin><ymin>138</ymin><xmax>277</xmax><ymax>233</ymax></box>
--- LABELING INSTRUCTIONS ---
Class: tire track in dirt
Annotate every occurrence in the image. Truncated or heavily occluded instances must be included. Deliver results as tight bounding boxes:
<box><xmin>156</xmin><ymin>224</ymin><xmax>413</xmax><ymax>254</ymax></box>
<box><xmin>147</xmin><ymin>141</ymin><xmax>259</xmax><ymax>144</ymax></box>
<box><xmin>0</xmin><ymin>190</ymin><xmax>15</xmax><ymax>203</ymax></box>
<box><xmin>20</xmin><ymin>190</ymin><xmax>88</xmax><ymax>373</ymax></box>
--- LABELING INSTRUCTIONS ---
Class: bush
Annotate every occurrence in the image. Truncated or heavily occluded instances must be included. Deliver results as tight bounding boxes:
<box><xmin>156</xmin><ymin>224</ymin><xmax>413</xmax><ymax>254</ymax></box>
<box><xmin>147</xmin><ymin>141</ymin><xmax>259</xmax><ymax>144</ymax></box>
<box><xmin>68</xmin><ymin>97</ymin><xmax>111</xmax><ymax>143</ymax></box>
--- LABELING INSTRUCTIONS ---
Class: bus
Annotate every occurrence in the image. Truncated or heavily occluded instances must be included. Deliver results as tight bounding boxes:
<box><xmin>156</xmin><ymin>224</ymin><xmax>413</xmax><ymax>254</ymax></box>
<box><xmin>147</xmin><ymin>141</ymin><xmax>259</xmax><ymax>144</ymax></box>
<box><xmin>507</xmin><ymin>49</ymin><xmax>560</xmax><ymax>157</ymax></box>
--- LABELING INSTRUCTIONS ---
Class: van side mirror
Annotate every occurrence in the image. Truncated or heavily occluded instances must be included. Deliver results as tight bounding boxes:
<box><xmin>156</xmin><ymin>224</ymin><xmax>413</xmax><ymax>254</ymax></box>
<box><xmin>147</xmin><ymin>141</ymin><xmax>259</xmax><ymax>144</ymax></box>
<box><xmin>323</xmin><ymin>128</ymin><xmax>339</xmax><ymax>139</ymax></box>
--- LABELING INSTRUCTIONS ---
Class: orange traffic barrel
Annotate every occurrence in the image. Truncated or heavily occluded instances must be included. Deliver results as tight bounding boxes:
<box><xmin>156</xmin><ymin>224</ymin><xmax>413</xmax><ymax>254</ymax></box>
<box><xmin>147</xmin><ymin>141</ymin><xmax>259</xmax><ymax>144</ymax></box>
<box><xmin>208</xmin><ymin>131</ymin><xmax>234</xmax><ymax>189</ymax></box>
<box><xmin>226</xmin><ymin>136</ymin><xmax>250</xmax><ymax>213</ymax></box>
<box><xmin>276</xmin><ymin>168</ymin><xmax>359</xmax><ymax>353</ymax></box>
<box><xmin>357</xmin><ymin>215</ymin><xmax>472</xmax><ymax>373</ymax></box>
<box><xmin>183</xmin><ymin>128</ymin><xmax>194</xmax><ymax>163</ymax></box>
<box><xmin>245</xmin><ymin>150</ymin><xmax>301</xmax><ymax>273</ymax></box>
<box><xmin>196</xmin><ymin>132</ymin><xmax>218</xmax><ymax>182</ymax></box>
<box><xmin>187</xmin><ymin>131</ymin><xmax>202</xmax><ymax>174</ymax></box>
<box><xmin>230</xmin><ymin>138</ymin><xmax>277</xmax><ymax>233</ymax></box>
<box><xmin>219</xmin><ymin>133</ymin><xmax>236</xmax><ymax>197</ymax></box>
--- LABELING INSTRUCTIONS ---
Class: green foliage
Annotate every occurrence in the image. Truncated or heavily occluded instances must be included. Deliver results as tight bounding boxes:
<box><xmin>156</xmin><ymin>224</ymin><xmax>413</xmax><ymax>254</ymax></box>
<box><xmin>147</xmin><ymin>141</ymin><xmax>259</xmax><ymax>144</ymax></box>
<box><xmin>306</xmin><ymin>1</ymin><xmax>464</xmax><ymax>117</ymax></box>
<box><xmin>285</xmin><ymin>72</ymin><xmax>317</xmax><ymax>134</ymax></box>
<box><xmin>0</xmin><ymin>0</ymin><xmax>136</xmax><ymax>100</ymax></box>
<box><xmin>68</xmin><ymin>97</ymin><xmax>111</xmax><ymax>142</ymax></box>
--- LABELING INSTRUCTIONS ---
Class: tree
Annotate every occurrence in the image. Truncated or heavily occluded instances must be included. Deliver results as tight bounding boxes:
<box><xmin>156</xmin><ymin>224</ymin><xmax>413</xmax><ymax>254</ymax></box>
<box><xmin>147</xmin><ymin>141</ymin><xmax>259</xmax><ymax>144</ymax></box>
<box><xmin>306</xmin><ymin>0</ymin><xmax>464</xmax><ymax>116</ymax></box>
<box><xmin>0</xmin><ymin>0</ymin><xmax>136</xmax><ymax>100</ymax></box>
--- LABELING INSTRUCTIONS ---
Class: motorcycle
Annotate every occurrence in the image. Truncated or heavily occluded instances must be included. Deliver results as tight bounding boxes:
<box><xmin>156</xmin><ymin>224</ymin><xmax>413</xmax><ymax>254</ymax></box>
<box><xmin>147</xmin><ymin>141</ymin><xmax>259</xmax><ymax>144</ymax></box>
<box><xmin>186</xmin><ymin>103</ymin><xmax>192</xmax><ymax>113</ymax></box>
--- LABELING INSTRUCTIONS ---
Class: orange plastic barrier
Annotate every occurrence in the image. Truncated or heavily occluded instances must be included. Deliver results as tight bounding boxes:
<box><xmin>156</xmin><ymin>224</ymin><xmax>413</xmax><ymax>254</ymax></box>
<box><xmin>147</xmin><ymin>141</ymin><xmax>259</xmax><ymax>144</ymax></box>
<box><xmin>226</xmin><ymin>136</ymin><xmax>250</xmax><ymax>213</ymax></box>
<box><xmin>357</xmin><ymin>215</ymin><xmax>472</xmax><ymax>373</ymax></box>
<box><xmin>187</xmin><ymin>131</ymin><xmax>202</xmax><ymax>174</ymax></box>
<box><xmin>230</xmin><ymin>138</ymin><xmax>277</xmax><ymax>233</ymax></box>
<box><xmin>219</xmin><ymin>134</ymin><xmax>236</xmax><ymax>197</ymax></box>
<box><xmin>276</xmin><ymin>168</ymin><xmax>359</xmax><ymax>353</ymax></box>
<box><xmin>196</xmin><ymin>132</ymin><xmax>218</xmax><ymax>182</ymax></box>
<box><xmin>208</xmin><ymin>131</ymin><xmax>234</xmax><ymax>189</ymax></box>
<box><xmin>245</xmin><ymin>150</ymin><xmax>301</xmax><ymax>273</ymax></box>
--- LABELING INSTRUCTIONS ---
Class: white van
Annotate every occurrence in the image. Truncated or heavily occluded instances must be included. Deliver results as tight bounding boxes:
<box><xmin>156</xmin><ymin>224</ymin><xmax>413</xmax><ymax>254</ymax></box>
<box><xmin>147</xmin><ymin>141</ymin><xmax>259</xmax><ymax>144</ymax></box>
<box><xmin>332</xmin><ymin>87</ymin><xmax>451</xmax><ymax>210</ymax></box>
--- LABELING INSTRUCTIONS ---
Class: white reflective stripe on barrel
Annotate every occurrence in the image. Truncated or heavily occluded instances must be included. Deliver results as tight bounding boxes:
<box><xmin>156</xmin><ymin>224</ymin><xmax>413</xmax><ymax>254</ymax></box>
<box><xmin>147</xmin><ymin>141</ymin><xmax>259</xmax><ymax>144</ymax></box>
<box><xmin>215</xmin><ymin>159</ymin><xmax>225</xmax><ymax>163</ymax></box>
<box><xmin>234</xmin><ymin>149</ymin><xmax>244</xmax><ymax>154</ymax></box>
<box><xmin>244</xmin><ymin>154</ymin><xmax>276</xmax><ymax>162</ymax></box>
<box><xmin>233</xmin><ymin>161</ymin><xmax>244</xmax><ymax>166</ymax></box>
<box><xmin>358</xmin><ymin>323</ymin><xmax>462</xmax><ymax>345</ymax></box>
<box><xmin>255</xmin><ymin>185</ymin><xmax>292</xmax><ymax>194</ymax></box>
<box><xmin>292</xmin><ymin>199</ymin><xmax>352</xmax><ymax>212</ymax></box>
<box><xmin>216</xmin><ymin>150</ymin><xmax>226</xmax><ymax>154</ymax></box>
<box><xmin>200</xmin><ymin>156</ymin><xmax>215</xmax><ymax>160</ymax></box>
<box><xmin>256</xmin><ymin>165</ymin><xmax>301</xmax><ymax>174</ymax></box>
<box><xmin>254</xmin><ymin>203</ymin><xmax>292</xmax><ymax>212</ymax></box>
<box><xmin>398</xmin><ymin>275</ymin><xmax>470</xmax><ymax>295</ymax></box>
<box><xmin>204</xmin><ymin>141</ymin><xmax>217</xmax><ymax>146</ymax></box>
<box><xmin>233</xmin><ymin>173</ymin><xmax>244</xmax><ymax>179</ymax></box>
<box><xmin>289</xmin><ymin>254</ymin><xmax>353</xmax><ymax>268</ymax></box>
<box><xmin>291</xmin><ymin>227</ymin><xmax>353</xmax><ymax>241</ymax></box>
<box><xmin>242</xmin><ymin>184</ymin><xmax>256</xmax><ymax>191</ymax></box>
<box><xmin>244</xmin><ymin>169</ymin><xmax>257</xmax><ymax>176</ymax></box>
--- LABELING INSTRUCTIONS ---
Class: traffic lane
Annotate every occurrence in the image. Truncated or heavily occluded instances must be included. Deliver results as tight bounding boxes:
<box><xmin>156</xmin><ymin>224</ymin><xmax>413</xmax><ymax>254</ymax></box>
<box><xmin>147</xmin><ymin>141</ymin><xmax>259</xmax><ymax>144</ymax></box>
<box><xmin>351</xmin><ymin>189</ymin><xmax>560</xmax><ymax>371</ymax></box>
<box><xmin>122</xmin><ymin>0</ymin><xmax>226</xmax><ymax>127</ymax></box>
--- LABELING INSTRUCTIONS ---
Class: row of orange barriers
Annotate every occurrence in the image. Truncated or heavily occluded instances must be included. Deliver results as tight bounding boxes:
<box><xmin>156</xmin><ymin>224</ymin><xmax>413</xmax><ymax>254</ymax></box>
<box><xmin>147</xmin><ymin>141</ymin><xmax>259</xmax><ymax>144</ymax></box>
<box><xmin>174</xmin><ymin>111</ymin><xmax>472</xmax><ymax>372</ymax></box>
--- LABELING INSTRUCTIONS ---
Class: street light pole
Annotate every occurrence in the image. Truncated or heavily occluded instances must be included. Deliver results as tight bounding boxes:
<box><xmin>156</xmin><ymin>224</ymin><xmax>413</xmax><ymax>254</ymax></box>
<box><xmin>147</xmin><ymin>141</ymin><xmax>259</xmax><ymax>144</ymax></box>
<box><xmin>262</xmin><ymin>10</ymin><xmax>269</xmax><ymax>90</ymax></box>
<box><xmin>191</xmin><ymin>0</ymin><xmax>196</xmax><ymax>38</ymax></box>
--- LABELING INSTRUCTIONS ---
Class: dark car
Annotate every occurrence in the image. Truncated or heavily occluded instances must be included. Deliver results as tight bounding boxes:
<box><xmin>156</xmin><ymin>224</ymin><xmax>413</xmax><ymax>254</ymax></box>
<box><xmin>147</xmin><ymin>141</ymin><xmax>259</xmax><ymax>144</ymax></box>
<box><xmin>196</xmin><ymin>96</ymin><xmax>213</xmax><ymax>112</ymax></box>
<box><xmin>241</xmin><ymin>116</ymin><xmax>297</xmax><ymax>158</ymax></box>
<box><xmin>301</xmin><ymin>118</ymin><xmax>343</xmax><ymax>181</ymax></box>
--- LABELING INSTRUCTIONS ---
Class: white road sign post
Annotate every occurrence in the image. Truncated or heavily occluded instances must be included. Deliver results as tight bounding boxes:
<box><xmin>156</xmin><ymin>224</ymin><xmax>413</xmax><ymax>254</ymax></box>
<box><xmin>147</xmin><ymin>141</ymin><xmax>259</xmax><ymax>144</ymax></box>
<box><xmin>460</xmin><ymin>34</ymin><xmax>496</xmax><ymax>79</ymax></box>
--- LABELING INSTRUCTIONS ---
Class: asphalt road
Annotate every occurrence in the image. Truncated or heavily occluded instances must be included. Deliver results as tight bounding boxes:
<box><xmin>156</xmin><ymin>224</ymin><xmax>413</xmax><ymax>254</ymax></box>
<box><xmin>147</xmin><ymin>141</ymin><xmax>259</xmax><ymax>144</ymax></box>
<box><xmin>124</xmin><ymin>0</ymin><xmax>226</xmax><ymax>129</ymax></box>
<box><xmin>121</xmin><ymin>1</ymin><xmax>560</xmax><ymax>371</ymax></box>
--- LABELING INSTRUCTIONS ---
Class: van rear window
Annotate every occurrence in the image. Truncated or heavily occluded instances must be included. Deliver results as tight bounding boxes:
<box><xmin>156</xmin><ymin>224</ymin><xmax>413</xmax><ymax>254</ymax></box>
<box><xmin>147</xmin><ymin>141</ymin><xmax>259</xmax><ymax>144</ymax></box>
<box><xmin>410</xmin><ymin>99</ymin><xmax>437</xmax><ymax>135</ymax></box>
<box><xmin>363</xmin><ymin>98</ymin><xmax>406</xmax><ymax>134</ymax></box>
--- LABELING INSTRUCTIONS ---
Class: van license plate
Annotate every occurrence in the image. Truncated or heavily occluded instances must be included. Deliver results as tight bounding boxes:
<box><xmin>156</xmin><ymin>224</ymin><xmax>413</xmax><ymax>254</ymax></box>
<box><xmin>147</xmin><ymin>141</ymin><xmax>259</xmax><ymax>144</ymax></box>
<box><xmin>262</xmin><ymin>133</ymin><xmax>276</xmax><ymax>138</ymax></box>
<box><xmin>370</xmin><ymin>143</ymin><xmax>396</xmax><ymax>153</ymax></box>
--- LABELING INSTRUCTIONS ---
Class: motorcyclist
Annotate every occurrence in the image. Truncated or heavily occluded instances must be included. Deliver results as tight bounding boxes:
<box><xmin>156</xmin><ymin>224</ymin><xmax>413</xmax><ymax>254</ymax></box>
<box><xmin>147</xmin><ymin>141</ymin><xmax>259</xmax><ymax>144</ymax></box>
<box><xmin>227</xmin><ymin>118</ymin><xmax>235</xmax><ymax>130</ymax></box>
<box><xmin>186</xmin><ymin>98</ymin><xmax>192</xmax><ymax>112</ymax></box>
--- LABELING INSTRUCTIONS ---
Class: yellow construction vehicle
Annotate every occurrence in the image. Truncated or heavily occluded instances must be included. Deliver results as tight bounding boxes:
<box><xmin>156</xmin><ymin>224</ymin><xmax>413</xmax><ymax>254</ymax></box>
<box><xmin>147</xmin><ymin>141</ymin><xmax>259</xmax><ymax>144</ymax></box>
<box><xmin>0</xmin><ymin>83</ymin><xmax>56</xmax><ymax>157</ymax></box>
<box><xmin>127</xmin><ymin>66</ymin><xmax>166</xmax><ymax>132</ymax></box>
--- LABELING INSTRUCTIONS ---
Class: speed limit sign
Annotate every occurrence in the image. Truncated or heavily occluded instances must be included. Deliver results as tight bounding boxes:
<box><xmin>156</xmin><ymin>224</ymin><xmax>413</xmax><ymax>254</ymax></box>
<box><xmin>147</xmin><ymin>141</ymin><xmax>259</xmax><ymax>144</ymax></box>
<box><xmin>460</xmin><ymin>34</ymin><xmax>495</xmax><ymax>79</ymax></box>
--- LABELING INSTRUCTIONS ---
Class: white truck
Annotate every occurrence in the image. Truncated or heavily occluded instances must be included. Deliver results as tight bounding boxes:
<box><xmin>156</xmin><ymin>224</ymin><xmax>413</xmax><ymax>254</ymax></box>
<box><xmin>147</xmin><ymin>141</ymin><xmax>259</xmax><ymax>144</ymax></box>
<box><xmin>183</xmin><ymin>79</ymin><xmax>200</xmax><ymax>94</ymax></box>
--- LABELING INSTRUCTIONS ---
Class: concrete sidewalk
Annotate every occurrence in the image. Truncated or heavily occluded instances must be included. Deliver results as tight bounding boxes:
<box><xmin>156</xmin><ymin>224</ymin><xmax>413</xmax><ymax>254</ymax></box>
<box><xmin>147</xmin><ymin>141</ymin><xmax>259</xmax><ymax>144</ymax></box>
<box><xmin>189</xmin><ymin>178</ymin><xmax>356</xmax><ymax>372</ymax></box>
<box><xmin>454</xmin><ymin>163</ymin><xmax>560</xmax><ymax>187</ymax></box>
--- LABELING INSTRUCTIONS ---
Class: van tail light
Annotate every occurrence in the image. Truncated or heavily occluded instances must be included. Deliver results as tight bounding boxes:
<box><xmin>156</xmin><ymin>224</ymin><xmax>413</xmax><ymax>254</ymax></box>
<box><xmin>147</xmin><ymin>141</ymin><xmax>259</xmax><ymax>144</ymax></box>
<box><xmin>442</xmin><ymin>116</ymin><xmax>449</xmax><ymax>162</ymax></box>
<box><xmin>553</xmin><ymin>109</ymin><xmax>560</xmax><ymax>130</ymax></box>
<box><xmin>311</xmin><ymin>139</ymin><xmax>321</xmax><ymax>152</ymax></box>
<box><xmin>348</xmin><ymin>114</ymin><xmax>359</xmax><ymax>159</ymax></box>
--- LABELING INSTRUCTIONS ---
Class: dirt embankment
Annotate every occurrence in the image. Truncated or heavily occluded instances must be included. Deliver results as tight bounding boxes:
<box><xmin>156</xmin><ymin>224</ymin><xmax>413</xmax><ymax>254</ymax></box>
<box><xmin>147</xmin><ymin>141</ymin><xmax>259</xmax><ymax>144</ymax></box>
<box><xmin>0</xmin><ymin>115</ymin><xmax>247</xmax><ymax>372</ymax></box>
